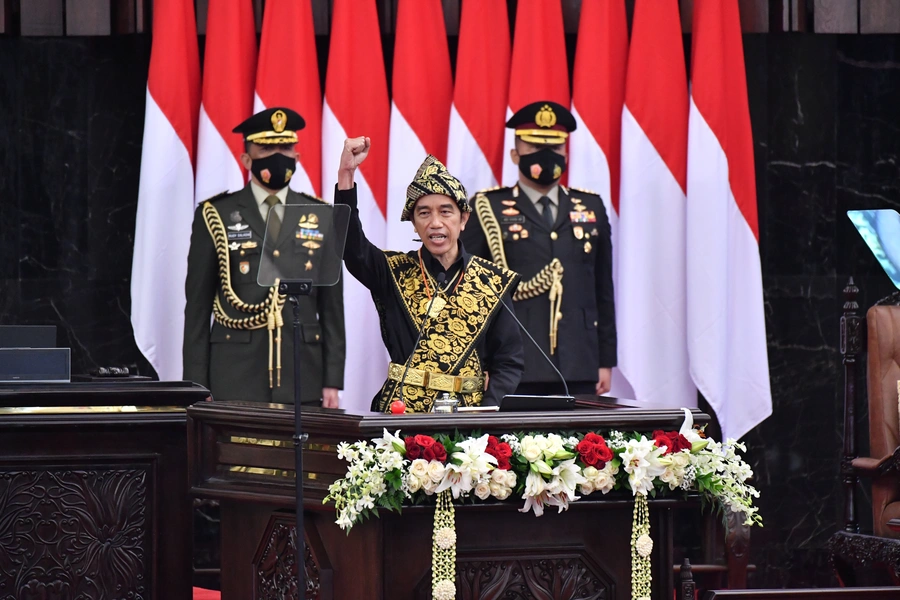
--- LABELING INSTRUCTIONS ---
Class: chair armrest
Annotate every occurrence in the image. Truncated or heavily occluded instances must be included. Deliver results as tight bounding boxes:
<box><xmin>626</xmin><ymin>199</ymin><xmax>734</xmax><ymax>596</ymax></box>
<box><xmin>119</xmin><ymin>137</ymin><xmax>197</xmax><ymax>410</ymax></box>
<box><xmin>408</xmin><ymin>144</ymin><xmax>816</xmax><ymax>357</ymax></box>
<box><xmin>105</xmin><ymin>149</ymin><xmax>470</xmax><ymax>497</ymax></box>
<box><xmin>852</xmin><ymin>446</ymin><xmax>900</xmax><ymax>476</ymax></box>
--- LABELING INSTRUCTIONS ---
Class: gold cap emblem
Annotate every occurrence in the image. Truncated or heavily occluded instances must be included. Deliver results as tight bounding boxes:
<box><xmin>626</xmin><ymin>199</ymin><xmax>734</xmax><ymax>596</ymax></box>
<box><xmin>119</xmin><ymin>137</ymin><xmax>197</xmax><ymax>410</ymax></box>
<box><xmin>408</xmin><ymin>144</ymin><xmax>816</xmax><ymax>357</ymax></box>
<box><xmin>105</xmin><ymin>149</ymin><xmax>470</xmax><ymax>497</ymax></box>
<box><xmin>271</xmin><ymin>110</ymin><xmax>287</xmax><ymax>133</ymax></box>
<box><xmin>535</xmin><ymin>104</ymin><xmax>557</xmax><ymax>129</ymax></box>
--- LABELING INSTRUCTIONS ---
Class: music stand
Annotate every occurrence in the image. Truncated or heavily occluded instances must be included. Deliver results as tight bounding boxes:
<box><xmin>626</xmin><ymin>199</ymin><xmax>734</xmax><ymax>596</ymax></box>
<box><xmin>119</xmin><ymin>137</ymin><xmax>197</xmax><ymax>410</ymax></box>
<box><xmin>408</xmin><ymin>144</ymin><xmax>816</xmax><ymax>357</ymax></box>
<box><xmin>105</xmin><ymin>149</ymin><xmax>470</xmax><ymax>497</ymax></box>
<box><xmin>257</xmin><ymin>201</ymin><xmax>349</xmax><ymax>600</ymax></box>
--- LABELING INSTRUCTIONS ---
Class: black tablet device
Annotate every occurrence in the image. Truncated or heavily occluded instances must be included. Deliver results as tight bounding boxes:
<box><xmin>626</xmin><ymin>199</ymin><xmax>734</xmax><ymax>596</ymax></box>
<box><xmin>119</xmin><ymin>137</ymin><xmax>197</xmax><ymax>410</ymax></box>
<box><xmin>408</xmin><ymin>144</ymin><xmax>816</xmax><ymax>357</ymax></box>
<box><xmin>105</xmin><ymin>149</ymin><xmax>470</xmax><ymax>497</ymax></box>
<box><xmin>499</xmin><ymin>394</ymin><xmax>576</xmax><ymax>411</ymax></box>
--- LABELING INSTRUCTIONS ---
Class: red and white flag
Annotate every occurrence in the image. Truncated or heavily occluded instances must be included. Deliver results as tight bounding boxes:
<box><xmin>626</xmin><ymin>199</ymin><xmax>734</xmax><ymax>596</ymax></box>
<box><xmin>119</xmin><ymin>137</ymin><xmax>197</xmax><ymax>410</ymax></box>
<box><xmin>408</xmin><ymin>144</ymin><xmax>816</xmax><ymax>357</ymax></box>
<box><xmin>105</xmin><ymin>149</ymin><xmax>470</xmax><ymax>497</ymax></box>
<box><xmin>194</xmin><ymin>0</ymin><xmax>256</xmax><ymax>202</ymax></box>
<box><xmin>569</xmin><ymin>0</ymin><xmax>627</xmax><ymax>245</ymax></box>
<box><xmin>322</xmin><ymin>0</ymin><xmax>390</xmax><ymax>411</ymax></box>
<box><xmin>255</xmin><ymin>0</ymin><xmax>321</xmax><ymax>197</ymax></box>
<box><xmin>502</xmin><ymin>0</ymin><xmax>569</xmax><ymax>185</ymax></box>
<box><xmin>385</xmin><ymin>0</ymin><xmax>453</xmax><ymax>251</ymax></box>
<box><xmin>446</xmin><ymin>0</ymin><xmax>510</xmax><ymax>197</ymax></box>
<box><xmin>687</xmin><ymin>0</ymin><xmax>771</xmax><ymax>439</ymax></box>
<box><xmin>616</xmin><ymin>0</ymin><xmax>696</xmax><ymax>408</ymax></box>
<box><xmin>568</xmin><ymin>0</ymin><xmax>630</xmax><ymax>398</ymax></box>
<box><xmin>130</xmin><ymin>0</ymin><xmax>200</xmax><ymax>379</ymax></box>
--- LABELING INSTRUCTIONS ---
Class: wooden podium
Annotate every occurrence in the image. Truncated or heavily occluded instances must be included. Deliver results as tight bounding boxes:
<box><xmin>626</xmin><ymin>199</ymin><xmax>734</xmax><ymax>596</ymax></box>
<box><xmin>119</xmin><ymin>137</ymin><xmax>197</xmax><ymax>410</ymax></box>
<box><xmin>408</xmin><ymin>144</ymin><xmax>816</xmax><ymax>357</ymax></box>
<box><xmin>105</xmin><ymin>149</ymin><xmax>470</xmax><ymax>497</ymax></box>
<box><xmin>0</xmin><ymin>381</ymin><xmax>210</xmax><ymax>600</ymax></box>
<box><xmin>188</xmin><ymin>400</ymin><xmax>710</xmax><ymax>600</ymax></box>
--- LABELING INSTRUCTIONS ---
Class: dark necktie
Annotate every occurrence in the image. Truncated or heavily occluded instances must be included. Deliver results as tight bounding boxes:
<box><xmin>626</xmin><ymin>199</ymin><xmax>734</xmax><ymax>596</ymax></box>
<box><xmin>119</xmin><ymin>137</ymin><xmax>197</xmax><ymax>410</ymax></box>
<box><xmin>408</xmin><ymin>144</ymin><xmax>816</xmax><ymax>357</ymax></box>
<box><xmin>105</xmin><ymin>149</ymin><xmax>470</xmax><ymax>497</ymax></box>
<box><xmin>264</xmin><ymin>195</ymin><xmax>282</xmax><ymax>241</ymax></box>
<box><xmin>538</xmin><ymin>196</ymin><xmax>555</xmax><ymax>228</ymax></box>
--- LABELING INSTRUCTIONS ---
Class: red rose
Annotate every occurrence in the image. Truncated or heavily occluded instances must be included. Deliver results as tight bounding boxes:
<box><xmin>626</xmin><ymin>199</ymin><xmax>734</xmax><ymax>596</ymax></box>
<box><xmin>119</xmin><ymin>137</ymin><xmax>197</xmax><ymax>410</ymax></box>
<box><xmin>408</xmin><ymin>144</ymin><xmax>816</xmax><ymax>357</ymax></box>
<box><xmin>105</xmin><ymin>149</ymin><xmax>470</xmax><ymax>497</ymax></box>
<box><xmin>576</xmin><ymin>438</ymin><xmax>596</xmax><ymax>459</ymax></box>
<box><xmin>583</xmin><ymin>432</ymin><xmax>604</xmax><ymax>446</ymax></box>
<box><xmin>405</xmin><ymin>437</ymin><xmax>421</xmax><ymax>460</ymax></box>
<box><xmin>497</xmin><ymin>457</ymin><xmax>511</xmax><ymax>470</ymax></box>
<box><xmin>415</xmin><ymin>434</ymin><xmax>436</xmax><ymax>449</ymax></box>
<box><xmin>651</xmin><ymin>430</ymin><xmax>690</xmax><ymax>455</ymax></box>
<box><xmin>670</xmin><ymin>433</ymin><xmax>691</xmax><ymax>453</ymax></box>
<box><xmin>433</xmin><ymin>442</ymin><xmax>447</xmax><ymax>462</ymax></box>
<box><xmin>497</xmin><ymin>442</ymin><xmax>512</xmax><ymax>459</ymax></box>
<box><xmin>596</xmin><ymin>443</ymin><xmax>613</xmax><ymax>465</ymax></box>
<box><xmin>487</xmin><ymin>435</ymin><xmax>500</xmax><ymax>449</ymax></box>
<box><xmin>652</xmin><ymin>430</ymin><xmax>674</xmax><ymax>454</ymax></box>
<box><xmin>423</xmin><ymin>446</ymin><xmax>436</xmax><ymax>461</ymax></box>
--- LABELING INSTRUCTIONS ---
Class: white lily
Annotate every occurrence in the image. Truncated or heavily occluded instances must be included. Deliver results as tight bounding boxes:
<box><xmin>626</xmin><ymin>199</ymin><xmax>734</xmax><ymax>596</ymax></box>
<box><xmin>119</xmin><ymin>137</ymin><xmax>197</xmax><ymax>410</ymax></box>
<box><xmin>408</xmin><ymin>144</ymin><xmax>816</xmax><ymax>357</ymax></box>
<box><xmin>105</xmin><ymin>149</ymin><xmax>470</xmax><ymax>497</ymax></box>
<box><xmin>679</xmin><ymin>408</ymin><xmax>704</xmax><ymax>444</ymax></box>
<box><xmin>621</xmin><ymin>436</ymin><xmax>667</xmax><ymax>496</ymax></box>
<box><xmin>373</xmin><ymin>428</ymin><xmax>406</xmax><ymax>454</ymax></box>
<box><xmin>451</xmin><ymin>433</ymin><xmax>498</xmax><ymax>479</ymax></box>
<box><xmin>435</xmin><ymin>463</ymin><xmax>473</xmax><ymax>499</ymax></box>
<box><xmin>549</xmin><ymin>459</ymin><xmax>586</xmax><ymax>502</ymax></box>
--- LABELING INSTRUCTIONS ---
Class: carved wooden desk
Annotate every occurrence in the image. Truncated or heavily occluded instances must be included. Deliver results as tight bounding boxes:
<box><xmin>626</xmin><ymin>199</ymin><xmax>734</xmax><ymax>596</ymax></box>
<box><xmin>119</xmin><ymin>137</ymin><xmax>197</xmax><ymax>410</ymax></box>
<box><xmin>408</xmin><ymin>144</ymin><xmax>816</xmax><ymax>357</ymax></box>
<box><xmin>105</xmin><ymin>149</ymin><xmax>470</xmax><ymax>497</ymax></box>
<box><xmin>188</xmin><ymin>401</ymin><xmax>709</xmax><ymax>600</ymax></box>
<box><xmin>0</xmin><ymin>381</ymin><xmax>210</xmax><ymax>600</ymax></box>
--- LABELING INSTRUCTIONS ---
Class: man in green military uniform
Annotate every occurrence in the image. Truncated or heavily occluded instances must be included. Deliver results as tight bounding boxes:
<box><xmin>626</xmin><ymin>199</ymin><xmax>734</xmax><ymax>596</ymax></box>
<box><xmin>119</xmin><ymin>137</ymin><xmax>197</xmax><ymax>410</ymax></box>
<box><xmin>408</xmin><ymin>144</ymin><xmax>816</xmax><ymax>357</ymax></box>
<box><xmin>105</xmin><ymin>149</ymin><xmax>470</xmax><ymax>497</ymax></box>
<box><xmin>462</xmin><ymin>100</ymin><xmax>616</xmax><ymax>397</ymax></box>
<box><xmin>183</xmin><ymin>107</ymin><xmax>346</xmax><ymax>406</ymax></box>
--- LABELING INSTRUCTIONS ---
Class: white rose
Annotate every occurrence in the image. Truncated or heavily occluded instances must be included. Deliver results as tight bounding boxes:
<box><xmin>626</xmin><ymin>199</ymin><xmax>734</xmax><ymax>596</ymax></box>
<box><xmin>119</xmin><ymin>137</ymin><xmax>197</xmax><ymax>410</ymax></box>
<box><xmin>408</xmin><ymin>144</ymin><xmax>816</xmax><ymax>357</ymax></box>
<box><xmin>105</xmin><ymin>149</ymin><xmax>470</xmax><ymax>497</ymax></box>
<box><xmin>661</xmin><ymin>467</ymin><xmax>683</xmax><ymax>490</ymax></box>
<box><xmin>503</xmin><ymin>470</ymin><xmax>517</xmax><ymax>488</ymax></box>
<box><xmin>491</xmin><ymin>469</ymin><xmax>507</xmax><ymax>483</ymax></box>
<box><xmin>427</xmin><ymin>460</ymin><xmax>446</xmax><ymax>483</ymax></box>
<box><xmin>544</xmin><ymin>434</ymin><xmax>565</xmax><ymax>459</ymax></box>
<box><xmin>522</xmin><ymin>442</ymin><xmax>542</xmax><ymax>463</ymax></box>
<box><xmin>579</xmin><ymin>481</ymin><xmax>595</xmax><ymax>495</ymax></box>
<box><xmin>410</xmin><ymin>459</ymin><xmax>429</xmax><ymax>480</ymax></box>
<box><xmin>671</xmin><ymin>452</ymin><xmax>690</xmax><ymax>468</ymax></box>
<box><xmin>407</xmin><ymin>474</ymin><xmax>422</xmax><ymax>493</ymax></box>
<box><xmin>421</xmin><ymin>477</ymin><xmax>438</xmax><ymax>495</ymax></box>
<box><xmin>474</xmin><ymin>481</ymin><xmax>491</xmax><ymax>500</ymax></box>
<box><xmin>490</xmin><ymin>482</ymin><xmax>511</xmax><ymax>500</ymax></box>
<box><xmin>582</xmin><ymin>466</ymin><xmax>600</xmax><ymax>481</ymax></box>
<box><xmin>595</xmin><ymin>471</ymin><xmax>615</xmax><ymax>493</ymax></box>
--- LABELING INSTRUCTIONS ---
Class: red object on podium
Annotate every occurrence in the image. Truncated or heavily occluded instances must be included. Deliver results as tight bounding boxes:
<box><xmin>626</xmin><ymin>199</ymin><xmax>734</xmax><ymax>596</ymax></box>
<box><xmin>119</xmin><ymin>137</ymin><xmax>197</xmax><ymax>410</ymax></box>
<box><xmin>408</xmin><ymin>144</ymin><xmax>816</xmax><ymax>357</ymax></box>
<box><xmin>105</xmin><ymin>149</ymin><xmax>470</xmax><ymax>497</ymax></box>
<box><xmin>390</xmin><ymin>400</ymin><xmax>406</xmax><ymax>414</ymax></box>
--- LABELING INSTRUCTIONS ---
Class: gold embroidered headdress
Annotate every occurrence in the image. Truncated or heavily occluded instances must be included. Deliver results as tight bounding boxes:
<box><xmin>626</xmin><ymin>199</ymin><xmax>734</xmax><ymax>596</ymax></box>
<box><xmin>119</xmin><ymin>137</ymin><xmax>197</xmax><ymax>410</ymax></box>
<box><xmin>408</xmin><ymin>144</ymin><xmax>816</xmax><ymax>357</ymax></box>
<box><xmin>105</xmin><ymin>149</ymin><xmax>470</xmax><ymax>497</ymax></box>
<box><xmin>401</xmin><ymin>155</ymin><xmax>470</xmax><ymax>221</ymax></box>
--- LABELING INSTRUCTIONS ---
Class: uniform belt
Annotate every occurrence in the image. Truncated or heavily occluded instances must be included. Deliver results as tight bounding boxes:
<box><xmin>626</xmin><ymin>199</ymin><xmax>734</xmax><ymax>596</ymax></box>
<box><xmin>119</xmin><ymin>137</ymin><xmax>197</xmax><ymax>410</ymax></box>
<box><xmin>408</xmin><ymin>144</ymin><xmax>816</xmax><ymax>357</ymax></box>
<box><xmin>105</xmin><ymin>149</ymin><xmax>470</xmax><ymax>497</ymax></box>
<box><xmin>388</xmin><ymin>363</ymin><xmax>484</xmax><ymax>394</ymax></box>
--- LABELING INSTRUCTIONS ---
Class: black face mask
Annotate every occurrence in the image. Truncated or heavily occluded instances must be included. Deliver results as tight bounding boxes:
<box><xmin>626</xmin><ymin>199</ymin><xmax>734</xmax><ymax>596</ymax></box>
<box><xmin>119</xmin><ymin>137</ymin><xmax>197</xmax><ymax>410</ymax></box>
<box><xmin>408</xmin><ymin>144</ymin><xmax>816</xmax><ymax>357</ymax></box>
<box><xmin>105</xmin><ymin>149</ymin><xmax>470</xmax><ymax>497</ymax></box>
<box><xmin>517</xmin><ymin>147</ymin><xmax>567</xmax><ymax>186</ymax></box>
<box><xmin>250</xmin><ymin>152</ymin><xmax>296</xmax><ymax>190</ymax></box>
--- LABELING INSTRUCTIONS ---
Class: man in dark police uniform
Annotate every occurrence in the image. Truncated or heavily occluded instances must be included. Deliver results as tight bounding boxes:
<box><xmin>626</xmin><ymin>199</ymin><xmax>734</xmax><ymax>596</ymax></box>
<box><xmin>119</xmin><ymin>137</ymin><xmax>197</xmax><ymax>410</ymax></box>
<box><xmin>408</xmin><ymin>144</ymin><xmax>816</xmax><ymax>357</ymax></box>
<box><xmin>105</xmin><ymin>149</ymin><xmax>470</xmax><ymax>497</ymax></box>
<box><xmin>183</xmin><ymin>107</ymin><xmax>346</xmax><ymax>407</ymax></box>
<box><xmin>462</xmin><ymin>101</ymin><xmax>617</xmax><ymax>397</ymax></box>
<box><xmin>334</xmin><ymin>136</ymin><xmax>524</xmax><ymax>413</ymax></box>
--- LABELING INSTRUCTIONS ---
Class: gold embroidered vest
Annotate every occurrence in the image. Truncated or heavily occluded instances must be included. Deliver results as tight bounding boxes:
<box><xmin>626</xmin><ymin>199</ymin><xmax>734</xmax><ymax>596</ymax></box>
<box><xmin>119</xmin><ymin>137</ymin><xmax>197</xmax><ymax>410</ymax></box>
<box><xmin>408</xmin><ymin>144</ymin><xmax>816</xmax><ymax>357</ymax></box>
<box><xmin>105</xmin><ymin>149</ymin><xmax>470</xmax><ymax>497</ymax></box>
<box><xmin>375</xmin><ymin>253</ymin><xmax>518</xmax><ymax>413</ymax></box>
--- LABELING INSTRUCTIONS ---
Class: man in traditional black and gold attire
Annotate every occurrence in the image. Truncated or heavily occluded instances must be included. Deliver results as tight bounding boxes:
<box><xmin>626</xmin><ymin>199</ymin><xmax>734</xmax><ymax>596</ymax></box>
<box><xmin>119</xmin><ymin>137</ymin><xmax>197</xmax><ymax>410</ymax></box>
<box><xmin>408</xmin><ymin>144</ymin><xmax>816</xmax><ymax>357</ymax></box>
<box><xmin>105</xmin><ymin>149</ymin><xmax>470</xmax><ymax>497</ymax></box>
<box><xmin>462</xmin><ymin>101</ymin><xmax>616</xmax><ymax>397</ymax></box>
<box><xmin>183</xmin><ymin>107</ymin><xmax>346</xmax><ymax>407</ymax></box>
<box><xmin>335</xmin><ymin>137</ymin><xmax>524</xmax><ymax>413</ymax></box>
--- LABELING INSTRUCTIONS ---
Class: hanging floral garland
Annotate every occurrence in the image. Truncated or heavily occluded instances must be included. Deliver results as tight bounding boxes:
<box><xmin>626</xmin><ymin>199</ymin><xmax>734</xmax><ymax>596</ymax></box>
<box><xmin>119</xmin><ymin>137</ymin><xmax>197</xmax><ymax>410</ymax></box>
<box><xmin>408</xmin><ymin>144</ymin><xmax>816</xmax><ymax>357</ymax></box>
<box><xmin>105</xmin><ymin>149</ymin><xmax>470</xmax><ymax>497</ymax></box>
<box><xmin>323</xmin><ymin>409</ymin><xmax>761</xmax><ymax>600</ymax></box>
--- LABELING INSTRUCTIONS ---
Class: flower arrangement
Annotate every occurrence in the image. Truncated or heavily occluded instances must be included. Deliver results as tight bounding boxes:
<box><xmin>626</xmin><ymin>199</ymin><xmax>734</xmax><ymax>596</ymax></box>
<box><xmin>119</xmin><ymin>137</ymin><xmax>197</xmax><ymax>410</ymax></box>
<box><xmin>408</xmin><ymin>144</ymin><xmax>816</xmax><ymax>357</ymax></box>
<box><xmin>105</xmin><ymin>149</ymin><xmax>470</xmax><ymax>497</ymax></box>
<box><xmin>324</xmin><ymin>409</ymin><xmax>761</xmax><ymax>600</ymax></box>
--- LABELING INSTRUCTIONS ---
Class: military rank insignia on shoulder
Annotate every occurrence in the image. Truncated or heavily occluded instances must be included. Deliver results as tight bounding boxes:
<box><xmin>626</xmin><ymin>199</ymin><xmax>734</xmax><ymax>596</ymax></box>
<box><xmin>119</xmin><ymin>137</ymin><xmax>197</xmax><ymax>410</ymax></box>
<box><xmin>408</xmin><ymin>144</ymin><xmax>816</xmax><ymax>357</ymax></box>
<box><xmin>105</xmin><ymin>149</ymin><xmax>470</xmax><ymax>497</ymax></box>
<box><xmin>566</xmin><ymin>186</ymin><xmax>601</xmax><ymax>198</ymax></box>
<box><xmin>475</xmin><ymin>185</ymin><xmax>507</xmax><ymax>197</ymax></box>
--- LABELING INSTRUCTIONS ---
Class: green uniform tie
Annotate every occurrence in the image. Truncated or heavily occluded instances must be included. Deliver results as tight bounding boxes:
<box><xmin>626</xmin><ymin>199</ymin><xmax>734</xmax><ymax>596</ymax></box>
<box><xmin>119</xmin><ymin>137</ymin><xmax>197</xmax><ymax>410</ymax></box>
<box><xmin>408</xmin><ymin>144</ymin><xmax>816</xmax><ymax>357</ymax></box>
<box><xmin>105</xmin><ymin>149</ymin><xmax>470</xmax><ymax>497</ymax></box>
<box><xmin>264</xmin><ymin>195</ymin><xmax>282</xmax><ymax>241</ymax></box>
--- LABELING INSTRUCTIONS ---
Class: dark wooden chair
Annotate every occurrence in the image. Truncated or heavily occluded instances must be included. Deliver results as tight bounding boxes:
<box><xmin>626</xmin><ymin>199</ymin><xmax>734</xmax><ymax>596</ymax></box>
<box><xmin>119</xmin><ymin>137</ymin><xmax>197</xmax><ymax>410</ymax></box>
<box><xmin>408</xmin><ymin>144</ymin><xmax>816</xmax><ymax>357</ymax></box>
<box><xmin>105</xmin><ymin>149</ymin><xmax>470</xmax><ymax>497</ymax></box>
<box><xmin>677</xmin><ymin>557</ymin><xmax>900</xmax><ymax>600</ymax></box>
<box><xmin>829</xmin><ymin>279</ymin><xmax>900</xmax><ymax>585</ymax></box>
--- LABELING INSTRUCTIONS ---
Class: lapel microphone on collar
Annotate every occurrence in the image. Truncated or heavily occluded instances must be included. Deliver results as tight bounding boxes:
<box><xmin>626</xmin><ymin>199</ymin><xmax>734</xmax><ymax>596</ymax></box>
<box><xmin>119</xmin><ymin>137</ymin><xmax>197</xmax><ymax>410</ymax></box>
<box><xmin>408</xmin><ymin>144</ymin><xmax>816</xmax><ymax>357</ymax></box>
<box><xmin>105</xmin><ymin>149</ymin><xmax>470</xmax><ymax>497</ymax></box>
<box><xmin>397</xmin><ymin>271</ymin><xmax>447</xmax><ymax>408</ymax></box>
<box><xmin>478</xmin><ymin>272</ymin><xmax>573</xmax><ymax>402</ymax></box>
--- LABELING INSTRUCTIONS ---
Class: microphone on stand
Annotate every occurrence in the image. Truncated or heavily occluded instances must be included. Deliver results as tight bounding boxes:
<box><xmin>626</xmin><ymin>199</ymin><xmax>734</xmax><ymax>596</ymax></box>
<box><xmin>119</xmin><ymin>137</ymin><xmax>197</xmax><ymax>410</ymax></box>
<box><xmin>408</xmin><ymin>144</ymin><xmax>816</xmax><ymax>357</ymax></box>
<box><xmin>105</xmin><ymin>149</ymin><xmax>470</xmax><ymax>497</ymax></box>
<box><xmin>478</xmin><ymin>273</ymin><xmax>574</xmax><ymax>407</ymax></box>
<box><xmin>397</xmin><ymin>271</ymin><xmax>446</xmax><ymax>405</ymax></box>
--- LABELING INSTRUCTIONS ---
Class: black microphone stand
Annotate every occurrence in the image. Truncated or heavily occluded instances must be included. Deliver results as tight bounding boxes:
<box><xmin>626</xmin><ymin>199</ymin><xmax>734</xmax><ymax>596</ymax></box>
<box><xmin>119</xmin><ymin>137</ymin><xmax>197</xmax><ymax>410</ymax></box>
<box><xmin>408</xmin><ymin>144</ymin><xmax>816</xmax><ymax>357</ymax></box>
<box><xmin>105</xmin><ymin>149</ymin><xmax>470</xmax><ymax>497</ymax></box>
<box><xmin>278</xmin><ymin>278</ymin><xmax>313</xmax><ymax>600</ymax></box>
<box><xmin>480</xmin><ymin>273</ymin><xmax>573</xmax><ymax>399</ymax></box>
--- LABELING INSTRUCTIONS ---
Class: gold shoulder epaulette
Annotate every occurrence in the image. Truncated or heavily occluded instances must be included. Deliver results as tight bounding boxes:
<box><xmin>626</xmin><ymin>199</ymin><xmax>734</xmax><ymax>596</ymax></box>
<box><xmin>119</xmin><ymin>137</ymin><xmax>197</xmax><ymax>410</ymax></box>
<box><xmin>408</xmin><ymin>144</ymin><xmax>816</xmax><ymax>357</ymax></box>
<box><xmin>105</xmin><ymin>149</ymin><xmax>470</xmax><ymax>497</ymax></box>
<box><xmin>474</xmin><ymin>185</ymin><xmax>509</xmax><ymax>197</ymax></box>
<box><xmin>567</xmin><ymin>186</ymin><xmax>601</xmax><ymax>198</ymax></box>
<box><xmin>202</xmin><ymin>191</ymin><xmax>230</xmax><ymax>204</ymax></box>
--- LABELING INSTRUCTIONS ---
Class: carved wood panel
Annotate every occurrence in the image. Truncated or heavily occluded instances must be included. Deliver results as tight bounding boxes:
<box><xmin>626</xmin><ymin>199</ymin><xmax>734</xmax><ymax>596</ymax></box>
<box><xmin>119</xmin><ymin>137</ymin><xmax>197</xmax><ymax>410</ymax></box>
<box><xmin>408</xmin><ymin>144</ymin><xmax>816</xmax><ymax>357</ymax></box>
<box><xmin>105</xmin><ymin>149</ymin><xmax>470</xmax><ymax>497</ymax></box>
<box><xmin>254</xmin><ymin>517</ymin><xmax>323</xmax><ymax>600</ymax></box>
<box><xmin>415</xmin><ymin>554</ymin><xmax>613</xmax><ymax>600</ymax></box>
<box><xmin>0</xmin><ymin>467</ymin><xmax>150</xmax><ymax>600</ymax></box>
